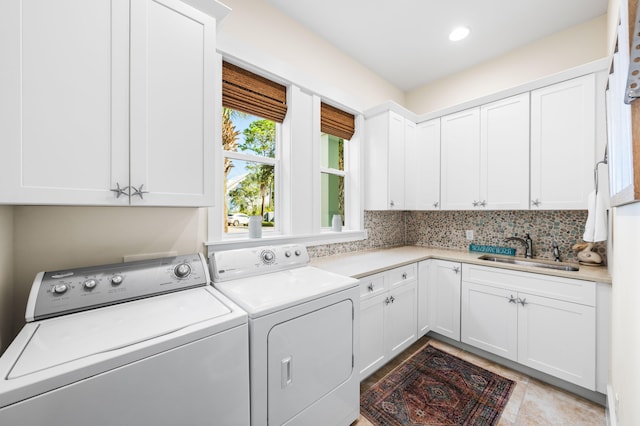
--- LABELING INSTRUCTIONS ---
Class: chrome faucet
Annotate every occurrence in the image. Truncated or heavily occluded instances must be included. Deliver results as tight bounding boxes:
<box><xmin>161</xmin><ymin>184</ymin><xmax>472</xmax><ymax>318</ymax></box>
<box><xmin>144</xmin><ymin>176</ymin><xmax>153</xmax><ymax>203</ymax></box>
<box><xmin>552</xmin><ymin>241</ymin><xmax>561</xmax><ymax>262</ymax></box>
<box><xmin>504</xmin><ymin>233</ymin><xmax>533</xmax><ymax>258</ymax></box>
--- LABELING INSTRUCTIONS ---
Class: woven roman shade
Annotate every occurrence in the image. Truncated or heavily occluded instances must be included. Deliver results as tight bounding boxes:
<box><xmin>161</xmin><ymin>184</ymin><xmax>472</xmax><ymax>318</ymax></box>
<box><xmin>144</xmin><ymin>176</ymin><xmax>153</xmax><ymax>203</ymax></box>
<box><xmin>222</xmin><ymin>61</ymin><xmax>287</xmax><ymax>123</ymax></box>
<box><xmin>321</xmin><ymin>102</ymin><xmax>355</xmax><ymax>140</ymax></box>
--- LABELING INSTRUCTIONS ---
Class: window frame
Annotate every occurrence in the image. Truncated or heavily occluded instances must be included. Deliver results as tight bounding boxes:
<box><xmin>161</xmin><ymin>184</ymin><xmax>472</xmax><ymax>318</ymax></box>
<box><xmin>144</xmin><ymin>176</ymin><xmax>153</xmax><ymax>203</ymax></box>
<box><xmin>207</xmin><ymin>55</ymin><xmax>365</xmax><ymax>249</ymax></box>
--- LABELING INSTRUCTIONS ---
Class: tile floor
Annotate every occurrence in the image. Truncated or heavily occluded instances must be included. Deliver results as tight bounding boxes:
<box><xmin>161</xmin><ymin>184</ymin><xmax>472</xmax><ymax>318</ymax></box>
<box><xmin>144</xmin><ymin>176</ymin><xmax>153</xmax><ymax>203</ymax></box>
<box><xmin>354</xmin><ymin>336</ymin><xmax>605</xmax><ymax>426</ymax></box>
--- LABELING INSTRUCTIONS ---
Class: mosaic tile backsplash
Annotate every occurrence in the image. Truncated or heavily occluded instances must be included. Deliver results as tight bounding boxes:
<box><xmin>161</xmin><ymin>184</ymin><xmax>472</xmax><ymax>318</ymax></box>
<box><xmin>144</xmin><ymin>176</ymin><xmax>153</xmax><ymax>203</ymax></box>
<box><xmin>308</xmin><ymin>210</ymin><xmax>607</xmax><ymax>264</ymax></box>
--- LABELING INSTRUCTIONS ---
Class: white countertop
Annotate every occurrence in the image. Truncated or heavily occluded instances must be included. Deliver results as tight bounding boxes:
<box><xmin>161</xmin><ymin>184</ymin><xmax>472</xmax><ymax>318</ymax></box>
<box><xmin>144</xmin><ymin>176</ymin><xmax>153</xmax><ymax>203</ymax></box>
<box><xmin>310</xmin><ymin>246</ymin><xmax>611</xmax><ymax>284</ymax></box>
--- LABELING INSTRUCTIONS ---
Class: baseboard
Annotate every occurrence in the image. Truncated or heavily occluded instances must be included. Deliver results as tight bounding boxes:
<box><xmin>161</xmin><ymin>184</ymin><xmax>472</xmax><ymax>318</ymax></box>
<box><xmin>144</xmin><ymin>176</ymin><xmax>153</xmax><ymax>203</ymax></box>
<box><xmin>606</xmin><ymin>385</ymin><xmax>617</xmax><ymax>426</ymax></box>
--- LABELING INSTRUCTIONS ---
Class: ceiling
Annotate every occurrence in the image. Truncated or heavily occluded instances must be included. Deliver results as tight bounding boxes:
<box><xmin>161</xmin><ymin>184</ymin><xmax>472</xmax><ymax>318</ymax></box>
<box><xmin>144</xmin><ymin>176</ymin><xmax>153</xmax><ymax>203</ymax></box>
<box><xmin>267</xmin><ymin>0</ymin><xmax>609</xmax><ymax>91</ymax></box>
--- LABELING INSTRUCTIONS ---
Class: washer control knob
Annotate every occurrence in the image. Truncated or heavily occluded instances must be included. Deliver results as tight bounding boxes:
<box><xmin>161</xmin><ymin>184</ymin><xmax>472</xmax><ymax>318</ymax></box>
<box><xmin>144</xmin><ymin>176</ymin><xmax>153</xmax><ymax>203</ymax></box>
<box><xmin>263</xmin><ymin>251</ymin><xmax>274</xmax><ymax>262</ymax></box>
<box><xmin>53</xmin><ymin>284</ymin><xmax>68</xmax><ymax>295</ymax></box>
<box><xmin>111</xmin><ymin>275</ymin><xmax>123</xmax><ymax>286</ymax></box>
<box><xmin>83</xmin><ymin>279</ymin><xmax>97</xmax><ymax>290</ymax></box>
<box><xmin>294</xmin><ymin>250</ymin><xmax>302</xmax><ymax>256</ymax></box>
<box><xmin>174</xmin><ymin>263</ymin><xmax>191</xmax><ymax>278</ymax></box>
<box><xmin>284</xmin><ymin>251</ymin><xmax>292</xmax><ymax>258</ymax></box>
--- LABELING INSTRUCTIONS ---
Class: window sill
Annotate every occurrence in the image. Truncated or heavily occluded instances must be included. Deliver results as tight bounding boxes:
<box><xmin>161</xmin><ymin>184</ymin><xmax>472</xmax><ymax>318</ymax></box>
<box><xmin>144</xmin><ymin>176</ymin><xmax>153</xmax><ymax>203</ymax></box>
<box><xmin>205</xmin><ymin>230</ymin><xmax>366</xmax><ymax>252</ymax></box>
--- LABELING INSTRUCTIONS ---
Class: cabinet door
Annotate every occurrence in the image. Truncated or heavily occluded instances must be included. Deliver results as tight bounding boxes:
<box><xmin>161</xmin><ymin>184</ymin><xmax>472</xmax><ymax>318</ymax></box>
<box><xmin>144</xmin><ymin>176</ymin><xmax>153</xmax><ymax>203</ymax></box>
<box><xmin>441</xmin><ymin>108</ymin><xmax>481</xmax><ymax>210</ymax></box>
<box><xmin>461</xmin><ymin>281</ymin><xmax>518</xmax><ymax>361</ymax></box>
<box><xmin>359</xmin><ymin>294</ymin><xmax>387</xmax><ymax>380</ymax></box>
<box><xmin>0</xmin><ymin>0</ymin><xmax>130</xmax><ymax>205</ymax></box>
<box><xmin>386</xmin><ymin>281</ymin><xmax>418</xmax><ymax>359</ymax></box>
<box><xmin>517</xmin><ymin>293</ymin><xmax>596</xmax><ymax>390</ymax></box>
<box><xmin>530</xmin><ymin>74</ymin><xmax>596</xmax><ymax>209</ymax></box>
<box><xmin>480</xmin><ymin>93</ymin><xmax>530</xmax><ymax>210</ymax></box>
<box><xmin>130</xmin><ymin>0</ymin><xmax>216</xmax><ymax>206</ymax></box>
<box><xmin>406</xmin><ymin>119</ymin><xmax>441</xmax><ymax>210</ymax></box>
<box><xmin>417</xmin><ymin>261</ymin><xmax>431</xmax><ymax>336</ymax></box>
<box><xmin>428</xmin><ymin>260</ymin><xmax>461</xmax><ymax>341</ymax></box>
<box><xmin>364</xmin><ymin>113</ymin><xmax>390</xmax><ymax>210</ymax></box>
<box><xmin>387</xmin><ymin>112</ymin><xmax>406</xmax><ymax>210</ymax></box>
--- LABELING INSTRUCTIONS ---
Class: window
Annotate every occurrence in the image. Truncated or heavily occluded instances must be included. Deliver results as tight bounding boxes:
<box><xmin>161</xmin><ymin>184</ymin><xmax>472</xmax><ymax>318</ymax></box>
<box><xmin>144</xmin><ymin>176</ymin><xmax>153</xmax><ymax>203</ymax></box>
<box><xmin>221</xmin><ymin>61</ymin><xmax>286</xmax><ymax>236</ymax></box>
<box><xmin>321</xmin><ymin>134</ymin><xmax>345</xmax><ymax>227</ymax></box>
<box><xmin>222</xmin><ymin>109</ymin><xmax>277</xmax><ymax>235</ymax></box>
<box><xmin>208</xmin><ymin>57</ymin><xmax>364</xmax><ymax>247</ymax></box>
<box><xmin>320</xmin><ymin>103</ymin><xmax>355</xmax><ymax>229</ymax></box>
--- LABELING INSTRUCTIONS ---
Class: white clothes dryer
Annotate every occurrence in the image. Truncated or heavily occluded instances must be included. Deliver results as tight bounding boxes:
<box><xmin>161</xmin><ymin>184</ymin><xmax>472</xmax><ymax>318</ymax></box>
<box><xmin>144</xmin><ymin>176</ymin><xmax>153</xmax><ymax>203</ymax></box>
<box><xmin>210</xmin><ymin>244</ymin><xmax>360</xmax><ymax>426</ymax></box>
<box><xmin>0</xmin><ymin>253</ymin><xmax>250</xmax><ymax>426</ymax></box>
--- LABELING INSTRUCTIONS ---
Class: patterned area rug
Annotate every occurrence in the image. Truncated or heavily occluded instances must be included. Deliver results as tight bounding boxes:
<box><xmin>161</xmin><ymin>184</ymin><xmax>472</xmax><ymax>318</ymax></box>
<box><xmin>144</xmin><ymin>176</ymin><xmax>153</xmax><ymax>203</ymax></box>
<box><xmin>360</xmin><ymin>345</ymin><xmax>515</xmax><ymax>425</ymax></box>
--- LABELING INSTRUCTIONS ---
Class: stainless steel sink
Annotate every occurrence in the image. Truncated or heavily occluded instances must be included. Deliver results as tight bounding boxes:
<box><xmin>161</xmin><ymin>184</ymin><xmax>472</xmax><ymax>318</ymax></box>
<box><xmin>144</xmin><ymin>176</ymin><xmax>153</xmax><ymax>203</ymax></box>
<box><xmin>478</xmin><ymin>255</ymin><xmax>579</xmax><ymax>272</ymax></box>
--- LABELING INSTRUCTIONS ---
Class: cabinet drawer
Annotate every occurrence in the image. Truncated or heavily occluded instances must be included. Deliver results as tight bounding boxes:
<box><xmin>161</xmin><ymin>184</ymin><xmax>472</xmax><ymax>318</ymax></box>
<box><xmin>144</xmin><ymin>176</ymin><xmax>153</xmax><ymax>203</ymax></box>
<box><xmin>462</xmin><ymin>263</ymin><xmax>595</xmax><ymax>306</ymax></box>
<box><xmin>359</xmin><ymin>273</ymin><xmax>386</xmax><ymax>299</ymax></box>
<box><xmin>387</xmin><ymin>264</ymin><xmax>417</xmax><ymax>288</ymax></box>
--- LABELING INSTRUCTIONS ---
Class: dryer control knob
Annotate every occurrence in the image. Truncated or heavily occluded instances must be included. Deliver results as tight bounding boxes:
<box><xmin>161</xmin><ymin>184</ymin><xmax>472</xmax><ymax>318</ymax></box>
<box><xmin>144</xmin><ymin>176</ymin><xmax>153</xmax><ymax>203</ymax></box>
<box><xmin>174</xmin><ymin>263</ymin><xmax>192</xmax><ymax>278</ymax></box>
<box><xmin>111</xmin><ymin>275</ymin><xmax>123</xmax><ymax>285</ymax></box>
<box><xmin>53</xmin><ymin>284</ymin><xmax>68</xmax><ymax>295</ymax></box>
<box><xmin>260</xmin><ymin>250</ymin><xmax>276</xmax><ymax>264</ymax></box>
<box><xmin>294</xmin><ymin>250</ymin><xmax>302</xmax><ymax>256</ymax></box>
<box><xmin>83</xmin><ymin>279</ymin><xmax>97</xmax><ymax>290</ymax></box>
<box><xmin>284</xmin><ymin>251</ymin><xmax>291</xmax><ymax>258</ymax></box>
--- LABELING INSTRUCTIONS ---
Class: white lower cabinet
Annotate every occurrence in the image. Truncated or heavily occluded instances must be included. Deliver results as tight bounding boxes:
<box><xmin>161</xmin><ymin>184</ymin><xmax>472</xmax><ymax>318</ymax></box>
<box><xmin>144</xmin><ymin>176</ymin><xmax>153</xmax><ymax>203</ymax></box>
<box><xmin>461</xmin><ymin>263</ymin><xmax>596</xmax><ymax>390</ymax></box>
<box><xmin>418</xmin><ymin>259</ymin><xmax>461</xmax><ymax>341</ymax></box>
<box><xmin>359</xmin><ymin>264</ymin><xmax>417</xmax><ymax>380</ymax></box>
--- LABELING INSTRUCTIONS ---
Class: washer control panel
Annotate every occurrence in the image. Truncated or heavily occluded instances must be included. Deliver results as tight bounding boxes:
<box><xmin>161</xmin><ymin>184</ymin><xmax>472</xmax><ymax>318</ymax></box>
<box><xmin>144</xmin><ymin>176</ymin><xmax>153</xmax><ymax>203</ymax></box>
<box><xmin>210</xmin><ymin>244</ymin><xmax>310</xmax><ymax>282</ymax></box>
<box><xmin>27</xmin><ymin>253</ymin><xmax>208</xmax><ymax>321</ymax></box>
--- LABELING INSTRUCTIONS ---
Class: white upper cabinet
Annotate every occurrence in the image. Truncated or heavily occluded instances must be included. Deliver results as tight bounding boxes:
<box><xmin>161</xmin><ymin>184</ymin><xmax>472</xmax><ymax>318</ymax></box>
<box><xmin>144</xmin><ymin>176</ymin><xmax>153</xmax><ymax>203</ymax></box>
<box><xmin>480</xmin><ymin>93</ymin><xmax>530</xmax><ymax>210</ymax></box>
<box><xmin>405</xmin><ymin>119</ymin><xmax>441</xmax><ymax>210</ymax></box>
<box><xmin>441</xmin><ymin>94</ymin><xmax>530</xmax><ymax>211</ymax></box>
<box><xmin>530</xmin><ymin>74</ymin><xmax>596</xmax><ymax>209</ymax></box>
<box><xmin>441</xmin><ymin>108</ymin><xmax>481</xmax><ymax>210</ymax></box>
<box><xmin>364</xmin><ymin>111</ymin><xmax>408</xmax><ymax>210</ymax></box>
<box><xmin>0</xmin><ymin>0</ymin><xmax>217</xmax><ymax>206</ymax></box>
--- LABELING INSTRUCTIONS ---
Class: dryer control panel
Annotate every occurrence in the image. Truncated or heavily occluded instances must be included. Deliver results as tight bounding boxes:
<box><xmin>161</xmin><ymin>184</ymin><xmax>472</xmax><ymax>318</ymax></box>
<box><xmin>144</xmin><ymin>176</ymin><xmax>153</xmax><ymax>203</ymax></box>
<box><xmin>26</xmin><ymin>253</ymin><xmax>209</xmax><ymax>321</ymax></box>
<box><xmin>210</xmin><ymin>244</ymin><xmax>310</xmax><ymax>282</ymax></box>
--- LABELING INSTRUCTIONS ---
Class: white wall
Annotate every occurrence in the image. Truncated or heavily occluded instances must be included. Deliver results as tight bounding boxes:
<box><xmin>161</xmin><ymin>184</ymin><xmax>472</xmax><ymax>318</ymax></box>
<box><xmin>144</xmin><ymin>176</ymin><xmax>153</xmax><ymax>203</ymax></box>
<box><xmin>0</xmin><ymin>206</ymin><xmax>14</xmax><ymax>354</ymax></box>
<box><xmin>610</xmin><ymin>203</ymin><xmax>640</xmax><ymax>425</ymax></box>
<box><xmin>216</xmin><ymin>0</ymin><xmax>404</xmax><ymax>111</ymax></box>
<box><xmin>406</xmin><ymin>15</ymin><xmax>608</xmax><ymax>114</ymax></box>
<box><xmin>11</xmin><ymin>206</ymin><xmax>207</xmax><ymax>336</ymax></box>
<box><xmin>606</xmin><ymin>1</ymin><xmax>640</xmax><ymax>424</ymax></box>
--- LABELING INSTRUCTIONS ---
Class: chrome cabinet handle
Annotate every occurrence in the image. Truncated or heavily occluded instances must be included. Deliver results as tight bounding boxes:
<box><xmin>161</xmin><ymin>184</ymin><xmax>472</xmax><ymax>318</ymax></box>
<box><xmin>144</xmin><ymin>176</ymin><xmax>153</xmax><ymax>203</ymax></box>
<box><xmin>384</xmin><ymin>297</ymin><xmax>391</xmax><ymax>305</ymax></box>
<box><xmin>508</xmin><ymin>295</ymin><xmax>517</xmax><ymax>304</ymax></box>
<box><xmin>518</xmin><ymin>297</ymin><xmax>527</xmax><ymax>307</ymax></box>
<box><xmin>402</xmin><ymin>272</ymin><xmax>407</xmax><ymax>280</ymax></box>
<box><xmin>110</xmin><ymin>183</ymin><xmax>130</xmax><ymax>199</ymax></box>
<box><xmin>367</xmin><ymin>283</ymin><xmax>374</xmax><ymax>292</ymax></box>
<box><xmin>390</xmin><ymin>200</ymin><xmax>395</xmax><ymax>207</ymax></box>
<box><xmin>531</xmin><ymin>199</ymin><xmax>541</xmax><ymax>207</ymax></box>
<box><xmin>433</xmin><ymin>201</ymin><xmax>439</xmax><ymax>208</ymax></box>
<box><xmin>389</xmin><ymin>295</ymin><xmax>395</xmax><ymax>303</ymax></box>
<box><xmin>472</xmin><ymin>200</ymin><xmax>479</xmax><ymax>207</ymax></box>
<box><xmin>131</xmin><ymin>184</ymin><xmax>149</xmax><ymax>199</ymax></box>
<box><xmin>452</xmin><ymin>266</ymin><xmax>460</xmax><ymax>274</ymax></box>
<box><xmin>480</xmin><ymin>200</ymin><xmax>487</xmax><ymax>207</ymax></box>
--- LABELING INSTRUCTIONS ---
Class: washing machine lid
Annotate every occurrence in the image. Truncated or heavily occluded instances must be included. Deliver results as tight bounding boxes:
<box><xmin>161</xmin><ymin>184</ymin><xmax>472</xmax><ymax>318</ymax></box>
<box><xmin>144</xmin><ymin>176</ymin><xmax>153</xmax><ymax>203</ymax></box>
<box><xmin>8</xmin><ymin>287</ymin><xmax>234</xmax><ymax>379</ymax></box>
<box><xmin>213</xmin><ymin>266</ymin><xmax>358</xmax><ymax>318</ymax></box>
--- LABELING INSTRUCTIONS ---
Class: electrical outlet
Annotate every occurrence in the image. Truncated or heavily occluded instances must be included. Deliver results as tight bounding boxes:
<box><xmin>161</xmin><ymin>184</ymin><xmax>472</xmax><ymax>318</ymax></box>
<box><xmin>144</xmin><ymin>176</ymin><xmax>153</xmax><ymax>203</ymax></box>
<box><xmin>465</xmin><ymin>230</ymin><xmax>474</xmax><ymax>240</ymax></box>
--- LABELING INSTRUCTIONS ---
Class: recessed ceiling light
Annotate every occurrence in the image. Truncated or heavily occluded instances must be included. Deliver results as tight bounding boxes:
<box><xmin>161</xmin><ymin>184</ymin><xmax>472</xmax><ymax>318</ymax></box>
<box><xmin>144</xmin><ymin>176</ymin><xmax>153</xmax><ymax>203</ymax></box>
<box><xmin>449</xmin><ymin>26</ymin><xmax>470</xmax><ymax>41</ymax></box>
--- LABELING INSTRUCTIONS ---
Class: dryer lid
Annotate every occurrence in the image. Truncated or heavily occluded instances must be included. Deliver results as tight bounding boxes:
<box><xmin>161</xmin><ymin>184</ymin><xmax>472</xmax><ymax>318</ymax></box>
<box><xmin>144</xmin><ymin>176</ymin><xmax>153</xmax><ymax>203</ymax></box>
<box><xmin>213</xmin><ymin>266</ymin><xmax>358</xmax><ymax>318</ymax></box>
<box><xmin>8</xmin><ymin>288</ymin><xmax>233</xmax><ymax>379</ymax></box>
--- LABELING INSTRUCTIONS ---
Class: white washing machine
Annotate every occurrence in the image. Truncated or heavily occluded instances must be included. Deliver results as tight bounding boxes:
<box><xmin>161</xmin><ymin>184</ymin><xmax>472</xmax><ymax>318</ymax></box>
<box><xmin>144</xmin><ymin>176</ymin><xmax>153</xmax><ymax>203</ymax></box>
<box><xmin>0</xmin><ymin>253</ymin><xmax>250</xmax><ymax>426</ymax></box>
<box><xmin>210</xmin><ymin>244</ymin><xmax>360</xmax><ymax>426</ymax></box>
